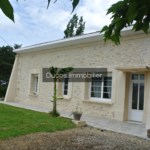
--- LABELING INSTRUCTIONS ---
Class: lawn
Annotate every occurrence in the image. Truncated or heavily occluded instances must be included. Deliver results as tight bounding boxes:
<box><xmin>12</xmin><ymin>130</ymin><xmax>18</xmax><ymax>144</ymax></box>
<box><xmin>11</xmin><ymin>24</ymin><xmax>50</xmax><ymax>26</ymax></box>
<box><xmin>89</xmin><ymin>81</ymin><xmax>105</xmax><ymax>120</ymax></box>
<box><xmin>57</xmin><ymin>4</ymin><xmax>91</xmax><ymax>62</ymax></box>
<box><xmin>0</xmin><ymin>103</ymin><xmax>75</xmax><ymax>140</ymax></box>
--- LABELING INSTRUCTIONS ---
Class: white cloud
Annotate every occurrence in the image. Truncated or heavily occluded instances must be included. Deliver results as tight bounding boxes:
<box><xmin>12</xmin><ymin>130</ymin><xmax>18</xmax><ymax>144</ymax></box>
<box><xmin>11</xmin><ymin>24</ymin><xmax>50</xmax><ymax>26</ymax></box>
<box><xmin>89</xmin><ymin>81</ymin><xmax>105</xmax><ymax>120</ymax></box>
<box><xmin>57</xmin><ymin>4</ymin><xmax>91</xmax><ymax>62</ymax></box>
<box><xmin>0</xmin><ymin>0</ymin><xmax>120</xmax><ymax>47</ymax></box>
<box><xmin>0</xmin><ymin>11</ymin><xmax>22</xmax><ymax>31</ymax></box>
<box><xmin>76</xmin><ymin>0</ymin><xmax>119</xmax><ymax>33</ymax></box>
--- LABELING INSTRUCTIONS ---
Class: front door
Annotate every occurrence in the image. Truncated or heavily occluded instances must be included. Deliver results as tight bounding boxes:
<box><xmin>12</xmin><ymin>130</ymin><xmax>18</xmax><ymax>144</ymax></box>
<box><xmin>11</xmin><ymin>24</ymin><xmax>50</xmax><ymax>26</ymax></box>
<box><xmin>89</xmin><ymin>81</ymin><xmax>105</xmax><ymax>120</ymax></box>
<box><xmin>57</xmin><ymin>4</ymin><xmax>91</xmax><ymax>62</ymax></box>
<box><xmin>128</xmin><ymin>74</ymin><xmax>145</xmax><ymax>122</ymax></box>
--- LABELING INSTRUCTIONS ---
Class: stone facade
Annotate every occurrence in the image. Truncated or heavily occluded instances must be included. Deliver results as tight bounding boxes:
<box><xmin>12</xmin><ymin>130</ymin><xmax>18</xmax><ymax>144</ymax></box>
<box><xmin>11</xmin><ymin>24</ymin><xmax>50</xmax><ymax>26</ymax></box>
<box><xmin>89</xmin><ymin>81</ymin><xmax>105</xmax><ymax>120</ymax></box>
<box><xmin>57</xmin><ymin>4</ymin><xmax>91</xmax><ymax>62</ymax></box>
<box><xmin>14</xmin><ymin>34</ymin><xmax>150</xmax><ymax>120</ymax></box>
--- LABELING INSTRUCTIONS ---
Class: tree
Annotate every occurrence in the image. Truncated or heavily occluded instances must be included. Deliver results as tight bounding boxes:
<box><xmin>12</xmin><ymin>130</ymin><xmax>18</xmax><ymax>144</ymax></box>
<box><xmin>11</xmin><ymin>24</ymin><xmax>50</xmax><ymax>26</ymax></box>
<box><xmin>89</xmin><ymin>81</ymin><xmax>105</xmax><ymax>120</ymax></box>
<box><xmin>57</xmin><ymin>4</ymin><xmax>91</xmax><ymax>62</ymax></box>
<box><xmin>100</xmin><ymin>0</ymin><xmax>150</xmax><ymax>45</ymax></box>
<box><xmin>0</xmin><ymin>0</ymin><xmax>79</xmax><ymax>22</ymax></box>
<box><xmin>0</xmin><ymin>44</ymin><xmax>22</xmax><ymax>86</ymax></box>
<box><xmin>64</xmin><ymin>14</ymin><xmax>85</xmax><ymax>38</ymax></box>
<box><xmin>0</xmin><ymin>44</ymin><xmax>21</xmax><ymax>97</ymax></box>
<box><xmin>49</xmin><ymin>66</ymin><xmax>74</xmax><ymax>117</ymax></box>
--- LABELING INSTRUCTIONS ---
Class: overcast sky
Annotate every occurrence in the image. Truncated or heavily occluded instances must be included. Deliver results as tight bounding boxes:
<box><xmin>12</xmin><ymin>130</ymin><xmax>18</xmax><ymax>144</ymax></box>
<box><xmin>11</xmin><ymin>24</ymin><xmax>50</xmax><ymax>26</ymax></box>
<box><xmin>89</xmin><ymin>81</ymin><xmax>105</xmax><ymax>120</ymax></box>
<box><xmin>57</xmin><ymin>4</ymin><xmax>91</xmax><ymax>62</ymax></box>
<box><xmin>0</xmin><ymin>0</ymin><xmax>119</xmax><ymax>47</ymax></box>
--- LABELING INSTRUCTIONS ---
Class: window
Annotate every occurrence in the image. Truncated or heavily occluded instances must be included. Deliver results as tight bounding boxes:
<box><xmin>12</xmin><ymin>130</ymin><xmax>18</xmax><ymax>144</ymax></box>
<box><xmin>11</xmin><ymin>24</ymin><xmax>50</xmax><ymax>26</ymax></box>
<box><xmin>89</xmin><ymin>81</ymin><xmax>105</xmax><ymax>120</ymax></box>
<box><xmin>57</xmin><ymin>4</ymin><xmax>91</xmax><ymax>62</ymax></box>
<box><xmin>29</xmin><ymin>74</ymin><xmax>39</xmax><ymax>95</ymax></box>
<box><xmin>62</xmin><ymin>78</ymin><xmax>69</xmax><ymax>96</ymax></box>
<box><xmin>132</xmin><ymin>74</ymin><xmax>145</xmax><ymax>80</ymax></box>
<box><xmin>34</xmin><ymin>75</ymin><xmax>38</xmax><ymax>94</ymax></box>
<box><xmin>57</xmin><ymin>78</ymin><xmax>72</xmax><ymax>100</ymax></box>
<box><xmin>89</xmin><ymin>74</ymin><xmax>112</xmax><ymax>101</ymax></box>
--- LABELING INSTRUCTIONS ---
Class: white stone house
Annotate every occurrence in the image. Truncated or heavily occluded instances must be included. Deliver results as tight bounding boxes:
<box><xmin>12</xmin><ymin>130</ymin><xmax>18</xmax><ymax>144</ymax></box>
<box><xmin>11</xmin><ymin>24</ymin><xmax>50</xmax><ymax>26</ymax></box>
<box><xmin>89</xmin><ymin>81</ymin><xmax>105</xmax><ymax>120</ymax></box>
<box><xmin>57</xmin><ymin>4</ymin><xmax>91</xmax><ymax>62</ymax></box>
<box><xmin>4</xmin><ymin>29</ymin><xmax>150</xmax><ymax>130</ymax></box>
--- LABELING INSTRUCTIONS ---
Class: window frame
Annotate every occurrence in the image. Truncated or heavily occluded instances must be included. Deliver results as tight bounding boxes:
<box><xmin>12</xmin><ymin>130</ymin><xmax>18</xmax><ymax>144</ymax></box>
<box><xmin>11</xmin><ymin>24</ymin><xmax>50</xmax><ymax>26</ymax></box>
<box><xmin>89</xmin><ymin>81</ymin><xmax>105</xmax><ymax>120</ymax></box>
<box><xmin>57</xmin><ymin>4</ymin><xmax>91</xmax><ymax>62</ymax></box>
<box><xmin>130</xmin><ymin>73</ymin><xmax>145</xmax><ymax>111</ymax></box>
<box><xmin>34</xmin><ymin>74</ymin><xmax>38</xmax><ymax>94</ymax></box>
<box><xmin>89</xmin><ymin>74</ymin><xmax>112</xmax><ymax>101</ymax></box>
<box><xmin>62</xmin><ymin>78</ymin><xmax>69</xmax><ymax>97</ymax></box>
<box><xmin>29</xmin><ymin>69</ymin><xmax>40</xmax><ymax>96</ymax></box>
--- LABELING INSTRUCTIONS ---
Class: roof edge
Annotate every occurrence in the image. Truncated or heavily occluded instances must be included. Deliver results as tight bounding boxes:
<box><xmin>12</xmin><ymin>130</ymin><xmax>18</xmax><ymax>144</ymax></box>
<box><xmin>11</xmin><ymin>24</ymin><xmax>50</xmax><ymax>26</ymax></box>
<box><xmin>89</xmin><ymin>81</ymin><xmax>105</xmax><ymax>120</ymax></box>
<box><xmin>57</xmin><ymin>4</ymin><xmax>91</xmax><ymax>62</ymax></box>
<box><xmin>14</xmin><ymin>29</ymin><xmax>146</xmax><ymax>54</ymax></box>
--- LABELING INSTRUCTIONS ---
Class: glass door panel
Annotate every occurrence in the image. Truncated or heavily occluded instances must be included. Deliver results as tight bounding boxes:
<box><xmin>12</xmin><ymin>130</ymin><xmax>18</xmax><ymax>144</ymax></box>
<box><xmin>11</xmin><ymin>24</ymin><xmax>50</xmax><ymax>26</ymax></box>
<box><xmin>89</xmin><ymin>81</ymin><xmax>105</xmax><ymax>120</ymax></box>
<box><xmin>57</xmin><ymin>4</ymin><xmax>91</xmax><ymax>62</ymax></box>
<box><xmin>139</xmin><ymin>83</ymin><xmax>144</xmax><ymax>110</ymax></box>
<box><xmin>132</xmin><ymin>83</ymin><xmax>138</xmax><ymax>110</ymax></box>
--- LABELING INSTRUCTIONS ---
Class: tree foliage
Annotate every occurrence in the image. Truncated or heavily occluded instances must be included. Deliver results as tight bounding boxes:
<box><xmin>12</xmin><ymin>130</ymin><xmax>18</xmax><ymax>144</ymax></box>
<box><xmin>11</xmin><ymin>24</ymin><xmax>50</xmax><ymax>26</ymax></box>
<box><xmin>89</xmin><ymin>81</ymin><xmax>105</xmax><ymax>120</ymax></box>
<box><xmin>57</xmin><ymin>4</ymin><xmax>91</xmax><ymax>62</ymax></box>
<box><xmin>64</xmin><ymin>14</ymin><xmax>85</xmax><ymax>38</ymax></box>
<box><xmin>0</xmin><ymin>44</ymin><xmax>21</xmax><ymax>86</ymax></box>
<box><xmin>100</xmin><ymin>0</ymin><xmax>150</xmax><ymax>45</ymax></box>
<box><xmin>0</xmin><ymin>86</ymin><xmax>7</xmax><ymax>98</ymax></box>
<box><xmin>49</xmin><ymin>66</ymin><xmax>74</xmax><ymax>116</ymax></box>
<box><xmin>0</xmin><ymin>0</ymin><xmax>80</xmax><ymax>22</ymax></box>
<box><xmin>0</xmin><ymin>0</ymin><xmax>14</xmax><ymax>22</ymax></box>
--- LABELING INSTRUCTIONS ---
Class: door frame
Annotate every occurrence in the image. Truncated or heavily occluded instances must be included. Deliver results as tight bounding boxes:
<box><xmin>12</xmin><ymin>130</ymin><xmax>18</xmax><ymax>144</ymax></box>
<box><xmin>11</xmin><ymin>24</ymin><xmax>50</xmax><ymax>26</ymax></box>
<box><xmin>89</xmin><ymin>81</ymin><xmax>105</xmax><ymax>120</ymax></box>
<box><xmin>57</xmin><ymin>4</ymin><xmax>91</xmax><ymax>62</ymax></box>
<box><xmin>128</xmin><ymin>73</ymin><xmax>145</xmax><ymax>122</ymax></box>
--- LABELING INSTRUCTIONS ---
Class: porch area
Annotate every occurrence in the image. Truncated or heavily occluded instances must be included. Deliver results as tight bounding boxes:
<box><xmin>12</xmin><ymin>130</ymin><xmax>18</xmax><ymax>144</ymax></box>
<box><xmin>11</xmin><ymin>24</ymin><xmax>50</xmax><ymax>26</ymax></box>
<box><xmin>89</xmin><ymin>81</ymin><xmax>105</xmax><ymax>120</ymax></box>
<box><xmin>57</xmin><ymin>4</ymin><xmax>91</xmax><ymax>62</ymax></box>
<box><xmin>0</xmin><ymin>101</ymin><xmax>149</xmax><ymax>140</ymax></box>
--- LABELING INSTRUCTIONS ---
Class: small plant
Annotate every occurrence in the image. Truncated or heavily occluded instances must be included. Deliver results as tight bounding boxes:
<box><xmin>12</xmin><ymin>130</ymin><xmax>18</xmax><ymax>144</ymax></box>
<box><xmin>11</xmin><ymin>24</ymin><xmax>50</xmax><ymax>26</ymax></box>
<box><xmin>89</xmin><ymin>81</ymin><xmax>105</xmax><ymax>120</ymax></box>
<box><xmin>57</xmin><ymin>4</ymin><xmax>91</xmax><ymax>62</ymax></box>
<box><xmin>70</xmin><ymin>103</ymin><xmax>83</xmax><ymax>121</ymax></box>
<box><xmin>49</xmin><ymin>66</ymin><xmax>74</xmax><ymax>117</ymax></box>
<box><xmin>74</xmin><ymin>103</ymin><xmax>82</xmax><ymax>114</ymax></box>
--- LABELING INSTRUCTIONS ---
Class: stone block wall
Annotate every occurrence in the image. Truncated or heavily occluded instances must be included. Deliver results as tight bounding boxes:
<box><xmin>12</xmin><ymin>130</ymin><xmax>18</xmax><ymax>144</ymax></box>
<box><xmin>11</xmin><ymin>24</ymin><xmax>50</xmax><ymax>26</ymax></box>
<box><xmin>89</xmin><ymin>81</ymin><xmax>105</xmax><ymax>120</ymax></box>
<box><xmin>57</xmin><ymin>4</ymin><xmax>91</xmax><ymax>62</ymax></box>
<box><xmin>15</xmin><ymin>35</ymin><xmax>150</xmax><ymax>119</ymax></box>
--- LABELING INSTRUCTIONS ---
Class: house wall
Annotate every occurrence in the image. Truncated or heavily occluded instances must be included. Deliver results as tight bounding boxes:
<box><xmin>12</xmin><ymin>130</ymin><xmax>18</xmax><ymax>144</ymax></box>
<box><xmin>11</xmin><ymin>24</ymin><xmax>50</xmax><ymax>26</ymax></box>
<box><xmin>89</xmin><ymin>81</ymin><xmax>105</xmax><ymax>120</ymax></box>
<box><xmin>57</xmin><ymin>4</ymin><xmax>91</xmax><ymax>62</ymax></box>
<box><xmin>14</xmin><ymin>33</ymin><xmax>150</xmax><ymax>122</ymax></box>
<box><xmin>4</xmin><ymin>55</ymin><xmax>19</xmax><ymax>102</ymax></box>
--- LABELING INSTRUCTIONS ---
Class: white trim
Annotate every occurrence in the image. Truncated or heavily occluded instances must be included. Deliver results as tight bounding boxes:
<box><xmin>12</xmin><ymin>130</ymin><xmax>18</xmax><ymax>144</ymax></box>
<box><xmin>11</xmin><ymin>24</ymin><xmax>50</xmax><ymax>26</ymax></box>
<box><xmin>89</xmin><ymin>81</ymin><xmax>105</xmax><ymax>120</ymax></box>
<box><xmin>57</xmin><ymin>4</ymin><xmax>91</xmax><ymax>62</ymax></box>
<box><xmin>13</xmin><ymin>30</ymin><xmax>146</xmax><ymax>54</ymax></box>
<box><xmin>89</xmin><ymin>98</ymin><xmax>111</xmax><ymax>102</ymax></box>
<box><xmin>128</xmin><ymin>73</ymin><xmax>145</xmax><ymax>122</ymax></box>
<box><xmin>28</xmin><ymin>69</ymin><xmax>40</xmax><ymax>96</ymax></box>
<box><xmin>83</xmin><ymin>99</ymin><xmax>113</xmax><ymax>104</ymax></box>
<box><xmin>101</xmin><ymin>78</ymin><xmax>104</xmax><ymax>98</ymax></box>
<box><xmin>14</xmin><ymin>32</ymin><xmax>102</xmax><ymax>53</ymax></box>
<box><xmin>62</xmin><ymin>78</ymin><xmax>69</xmax><ymax>97</ymax></box>
<box><xmin>89</xmin><ymin>74</ymin><xmax>112</xmax><ymax>101</ymax></box>
<box><xmin>34</xmin><ymin>76</ymin><xmax>38</xmax><ymax>94</ymax></box>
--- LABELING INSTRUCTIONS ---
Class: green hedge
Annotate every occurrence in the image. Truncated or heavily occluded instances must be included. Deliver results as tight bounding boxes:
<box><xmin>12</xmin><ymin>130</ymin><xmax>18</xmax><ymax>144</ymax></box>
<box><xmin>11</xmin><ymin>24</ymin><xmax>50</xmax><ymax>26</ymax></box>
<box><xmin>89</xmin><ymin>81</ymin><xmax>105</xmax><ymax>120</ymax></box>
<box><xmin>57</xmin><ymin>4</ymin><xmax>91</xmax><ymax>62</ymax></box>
<box><xmin>0</xmin><ymin>86</ymin><xmax>7</xmax><ymax>97</ymax></box>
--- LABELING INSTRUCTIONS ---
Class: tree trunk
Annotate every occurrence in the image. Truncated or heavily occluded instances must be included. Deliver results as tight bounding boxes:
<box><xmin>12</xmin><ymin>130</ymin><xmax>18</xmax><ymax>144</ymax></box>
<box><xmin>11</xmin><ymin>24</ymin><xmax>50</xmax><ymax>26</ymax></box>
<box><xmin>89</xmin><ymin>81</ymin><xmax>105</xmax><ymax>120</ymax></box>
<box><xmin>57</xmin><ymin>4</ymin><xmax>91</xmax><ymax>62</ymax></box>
<box><xmin>53</xmin><ymin>79</ymin><xmax>57</xmax><ymax>115</ymax></box>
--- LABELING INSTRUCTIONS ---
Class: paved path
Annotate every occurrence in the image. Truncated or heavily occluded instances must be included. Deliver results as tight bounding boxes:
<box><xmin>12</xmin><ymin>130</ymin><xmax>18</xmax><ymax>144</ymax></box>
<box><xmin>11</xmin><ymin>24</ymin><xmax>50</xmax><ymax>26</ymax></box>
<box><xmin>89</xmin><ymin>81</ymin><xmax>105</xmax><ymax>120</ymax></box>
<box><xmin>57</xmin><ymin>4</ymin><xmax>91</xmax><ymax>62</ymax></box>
<box><xmin>0</xmin><ymin>101</ymin><xmax>149</xmax><ymax>140</ymax></box>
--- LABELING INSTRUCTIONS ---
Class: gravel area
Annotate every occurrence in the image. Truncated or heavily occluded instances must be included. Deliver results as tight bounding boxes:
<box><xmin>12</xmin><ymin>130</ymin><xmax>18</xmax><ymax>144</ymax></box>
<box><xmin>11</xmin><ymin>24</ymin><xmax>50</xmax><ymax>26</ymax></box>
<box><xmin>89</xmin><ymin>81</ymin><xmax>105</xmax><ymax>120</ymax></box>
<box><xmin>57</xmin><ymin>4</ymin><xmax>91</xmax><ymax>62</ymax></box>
<box><xmin>0</xmin><ymin>127</ymin><xmax>150</xmax><ymax>150</ymax></box>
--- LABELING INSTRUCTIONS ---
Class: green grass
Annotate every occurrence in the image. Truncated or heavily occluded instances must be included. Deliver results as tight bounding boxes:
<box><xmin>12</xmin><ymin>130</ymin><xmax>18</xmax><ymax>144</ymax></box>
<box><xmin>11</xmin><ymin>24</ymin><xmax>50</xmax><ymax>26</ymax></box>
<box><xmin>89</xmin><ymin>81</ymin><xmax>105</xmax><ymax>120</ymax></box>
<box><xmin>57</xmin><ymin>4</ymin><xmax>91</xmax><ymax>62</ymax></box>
<box><xmin>0</xmin><ymin>103</ymin><xmax>75</xmax><ymax>140</ymax></box>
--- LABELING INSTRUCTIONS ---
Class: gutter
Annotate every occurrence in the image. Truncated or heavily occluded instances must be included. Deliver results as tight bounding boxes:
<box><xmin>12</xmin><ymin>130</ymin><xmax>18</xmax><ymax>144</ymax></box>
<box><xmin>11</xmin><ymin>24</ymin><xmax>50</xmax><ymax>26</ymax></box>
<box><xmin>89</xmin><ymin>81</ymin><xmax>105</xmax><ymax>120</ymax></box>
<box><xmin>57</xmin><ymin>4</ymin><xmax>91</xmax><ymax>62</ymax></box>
<box><xmin>13</xmin><ymin>29</ymin><xmax>145</xmax><ymax>54</ymax></box>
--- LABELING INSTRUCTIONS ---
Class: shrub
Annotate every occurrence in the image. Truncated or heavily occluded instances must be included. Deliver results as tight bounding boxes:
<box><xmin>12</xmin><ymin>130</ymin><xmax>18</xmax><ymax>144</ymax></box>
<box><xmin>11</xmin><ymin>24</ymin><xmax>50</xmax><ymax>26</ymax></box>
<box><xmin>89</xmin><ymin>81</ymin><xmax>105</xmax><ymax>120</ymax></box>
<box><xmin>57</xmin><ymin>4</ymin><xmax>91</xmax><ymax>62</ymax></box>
<box><xmin>49</xmin><ymin>110</ymin><xmax>60</xmax><ymax>117</ymax></box>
